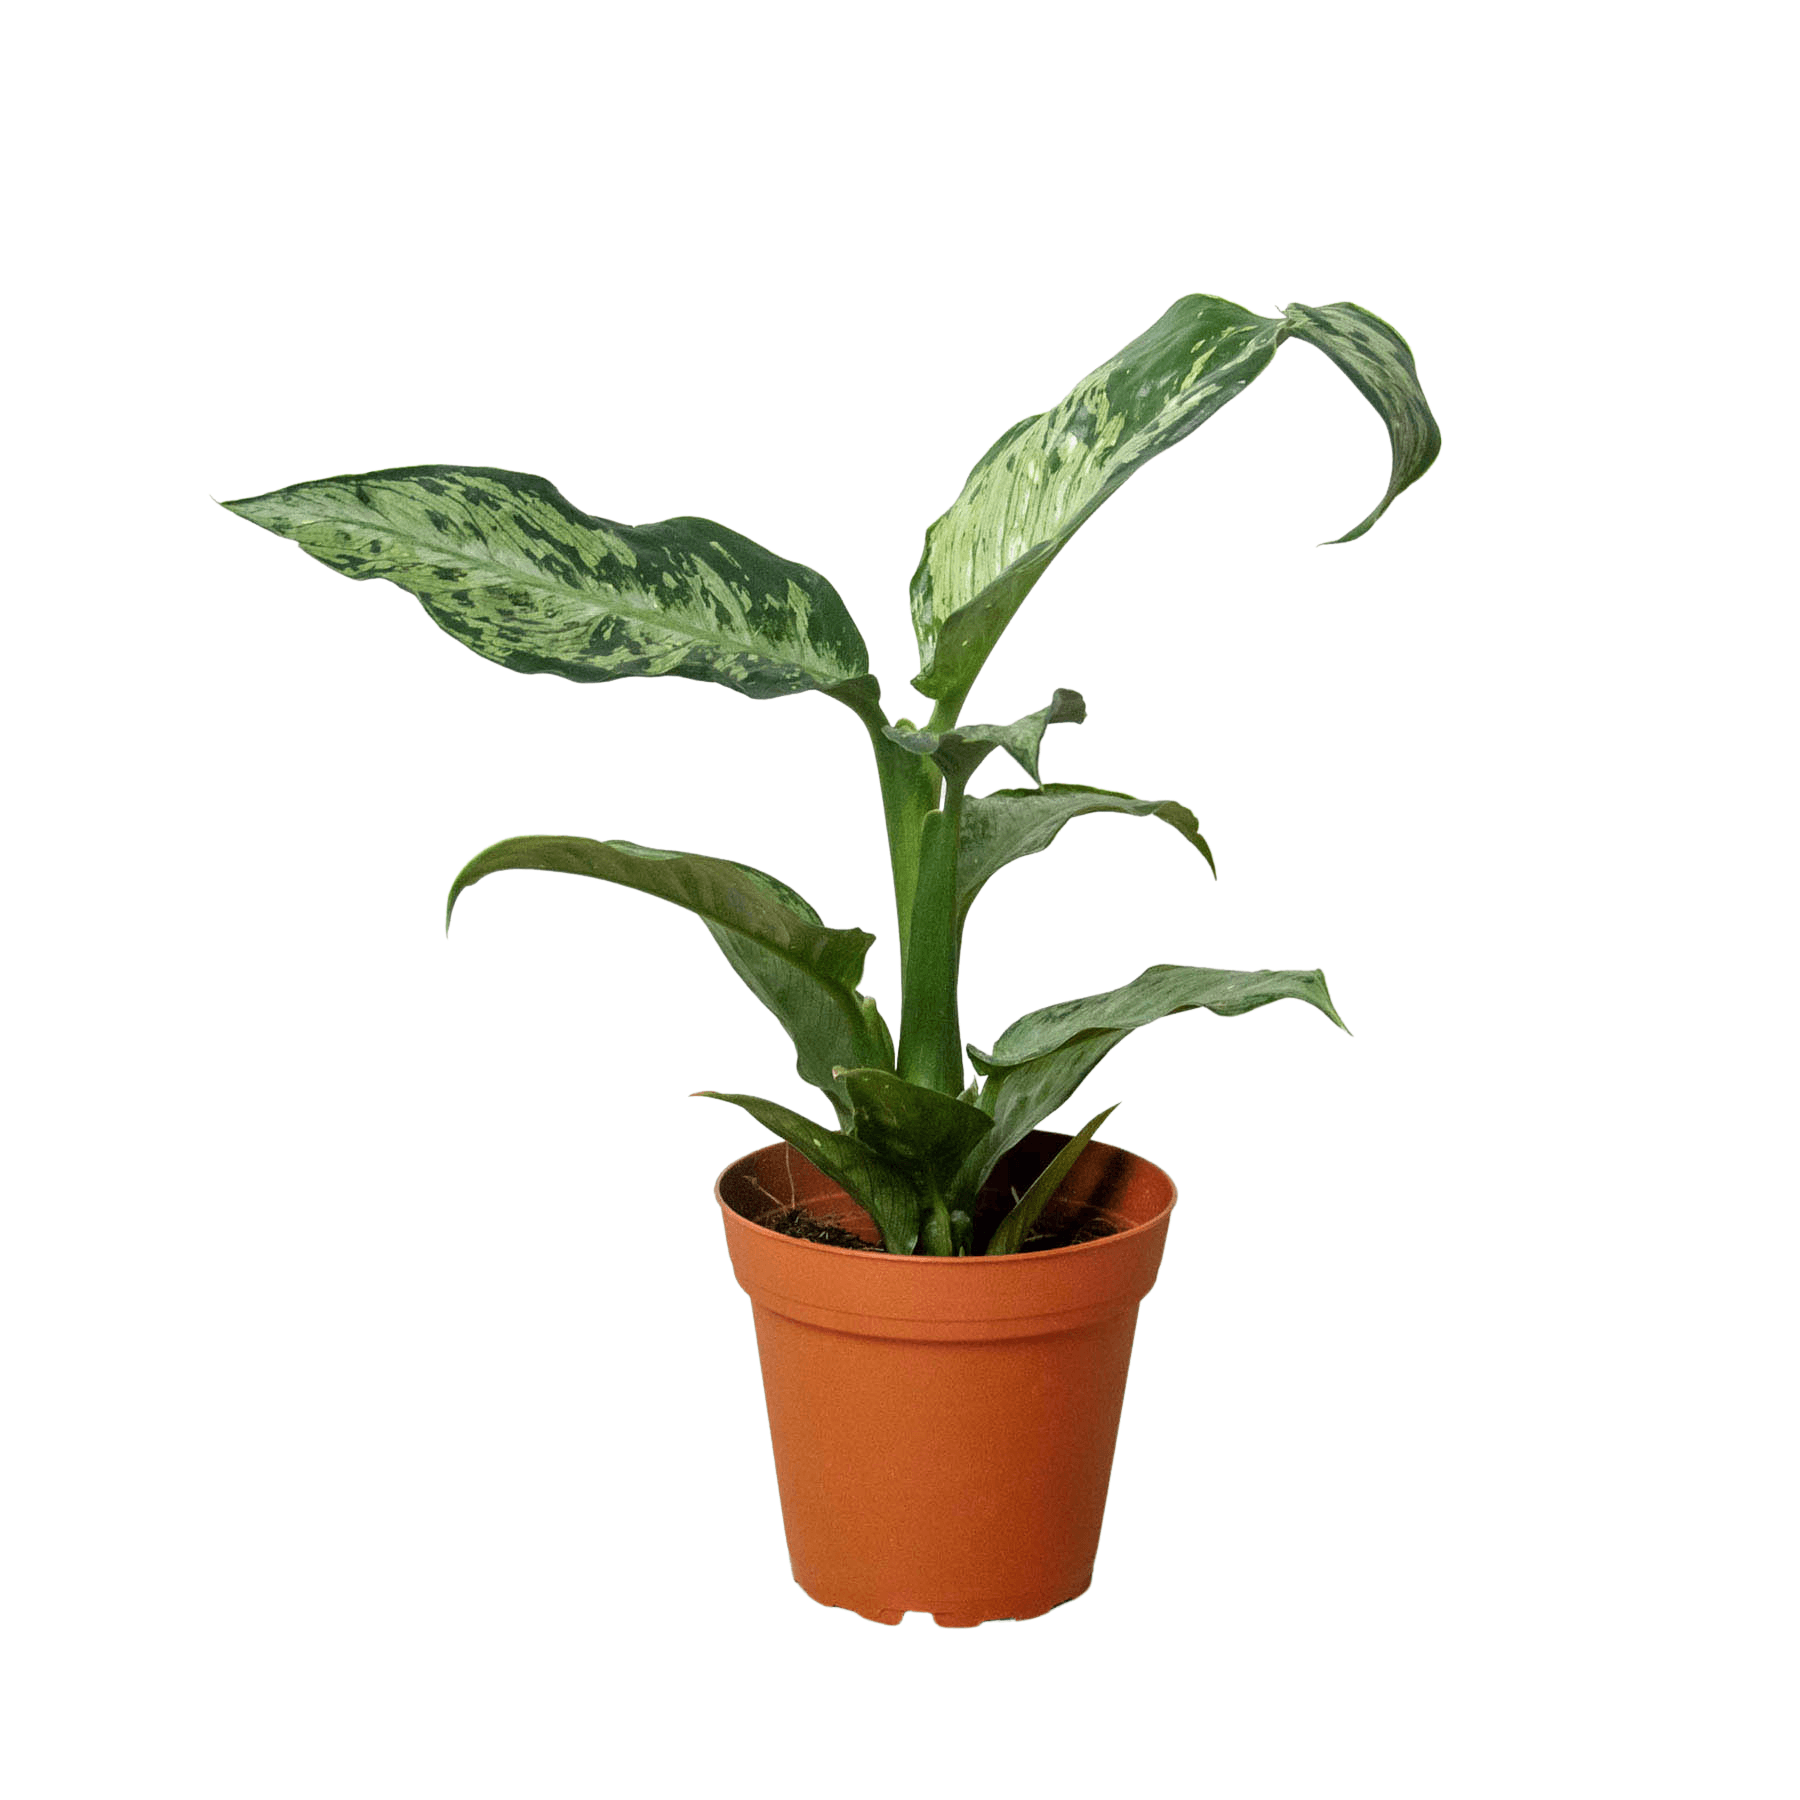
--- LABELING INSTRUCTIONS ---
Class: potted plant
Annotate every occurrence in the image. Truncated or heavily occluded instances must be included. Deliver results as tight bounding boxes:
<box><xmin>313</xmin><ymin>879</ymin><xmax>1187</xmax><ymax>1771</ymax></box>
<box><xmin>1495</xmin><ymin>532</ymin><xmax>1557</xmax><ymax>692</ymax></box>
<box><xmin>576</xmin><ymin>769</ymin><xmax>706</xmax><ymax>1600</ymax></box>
<box><xmin>226</xmin><ymin>292</ymin><xmax>1439</xmax><ymax>1626</ymax></box>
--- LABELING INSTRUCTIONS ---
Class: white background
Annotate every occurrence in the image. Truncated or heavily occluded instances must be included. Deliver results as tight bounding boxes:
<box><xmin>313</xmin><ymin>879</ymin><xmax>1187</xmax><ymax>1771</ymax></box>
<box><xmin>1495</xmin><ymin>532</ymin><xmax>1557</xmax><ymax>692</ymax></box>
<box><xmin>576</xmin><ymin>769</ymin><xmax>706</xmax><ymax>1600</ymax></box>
<box><xmin>5</xmin><ymin>2</ymin><xmax>1794</xmax><ymax>1794</ymax></box>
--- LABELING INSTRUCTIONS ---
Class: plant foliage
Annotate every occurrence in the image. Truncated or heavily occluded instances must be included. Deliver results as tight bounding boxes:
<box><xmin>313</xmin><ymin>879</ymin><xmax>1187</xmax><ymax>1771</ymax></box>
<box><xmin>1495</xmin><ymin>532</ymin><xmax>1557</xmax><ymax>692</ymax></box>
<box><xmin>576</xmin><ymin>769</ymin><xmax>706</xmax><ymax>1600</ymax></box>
<box><xmin>227</xmin><ymin>293</ymin><xmax>1438</xmax><ymax>1254</ymax></box>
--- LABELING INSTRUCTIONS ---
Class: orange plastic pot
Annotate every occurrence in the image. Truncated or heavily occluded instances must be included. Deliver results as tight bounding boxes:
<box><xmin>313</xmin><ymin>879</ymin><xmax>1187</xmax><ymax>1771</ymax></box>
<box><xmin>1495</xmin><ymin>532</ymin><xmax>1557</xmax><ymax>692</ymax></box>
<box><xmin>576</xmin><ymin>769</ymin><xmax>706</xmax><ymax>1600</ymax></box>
<box><xmin>717</xmin><ymin>1130</ymin><xmax>1177</xmax><ymax>1626</ymax></box>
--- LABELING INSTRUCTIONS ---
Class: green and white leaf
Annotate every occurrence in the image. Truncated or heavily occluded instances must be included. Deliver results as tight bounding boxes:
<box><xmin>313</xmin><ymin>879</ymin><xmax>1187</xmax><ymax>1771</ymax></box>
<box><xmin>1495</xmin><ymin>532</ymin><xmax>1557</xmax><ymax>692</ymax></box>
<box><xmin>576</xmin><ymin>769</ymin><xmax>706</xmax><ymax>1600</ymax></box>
<box><xmin>836</xmin><ymin>1067</ymin><xmax>993</xmax><ymax>1186</ymax></box>
<box><xmin>697</xmin><ymin>1091</ymin><xmax>920</xmax><ymax>1255</ymax></box>
<box><xmin>910</xmin><ymin>297</ymin><xmax>1284</xmax><ymax>704</ymax></box>
<box><xmin>883</xmin><ymin>688</ymin><xmax>1085</xmax><ymax>790</ymax></box>
<box><xmin>957</xmin><ymin>783</ymin><xmax>1214</xmax><ymax>926</ymax></box>
<box><xmin>984</xmin><ymin>1103</ymin><xmax>1117</xmax><ymax>1257</ymax></box>
<box><xmin>445</xmin><ymin>837</ymin><xmax>889</xmax><ymax>1123</ymax></box>
<box><xmin>224</xmin><ymin>465</ymin><xmax>869</xmax><ymax>701</ymax></box>
<box><xmin>1281</xmin><ymin>303</ymin><xmax>1442</xmax><ymax>542</ymax></box>
<box><xmin>910</xmin><ymin>294</ymin><xmax>1440</xmax><ymax>705</ymax></box>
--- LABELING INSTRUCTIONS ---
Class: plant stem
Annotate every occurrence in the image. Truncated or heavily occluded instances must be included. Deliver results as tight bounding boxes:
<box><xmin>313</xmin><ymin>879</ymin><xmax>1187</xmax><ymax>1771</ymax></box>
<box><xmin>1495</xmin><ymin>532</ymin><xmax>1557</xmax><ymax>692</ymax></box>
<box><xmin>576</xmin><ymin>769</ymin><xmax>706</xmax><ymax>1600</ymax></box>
<box><xmin>925</xmin><ymin>692</ymin><xmax>965</xmax><ymax>737</ymax></box>
<box><xmin>895</xmin><ymin>783</ymin><xmax>965</xmax><ymax>1094</ymax></box>
<box><xmin>851</xmin><ymin>680</ymin><xmax>970</xmax><ymax>1090</ymax></box>
<box><xmin>867</xmin><ymin>724</ymin><xmax>933</xmax><ymax>980</ymax></box>
<box><xmin>920</xmin><ymin>1193</ymin><xmax>955</xmax><ymax>1256</ymax></box>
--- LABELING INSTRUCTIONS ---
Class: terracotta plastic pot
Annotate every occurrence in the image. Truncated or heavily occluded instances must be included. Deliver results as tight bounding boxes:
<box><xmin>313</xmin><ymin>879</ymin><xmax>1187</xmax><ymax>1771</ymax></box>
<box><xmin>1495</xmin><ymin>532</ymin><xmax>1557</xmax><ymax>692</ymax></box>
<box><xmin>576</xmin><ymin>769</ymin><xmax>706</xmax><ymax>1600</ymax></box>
<box><xmin>717</xmin><ymin>1130</ymin><xmax>1177</xmax><ymax>1626</ymax></box>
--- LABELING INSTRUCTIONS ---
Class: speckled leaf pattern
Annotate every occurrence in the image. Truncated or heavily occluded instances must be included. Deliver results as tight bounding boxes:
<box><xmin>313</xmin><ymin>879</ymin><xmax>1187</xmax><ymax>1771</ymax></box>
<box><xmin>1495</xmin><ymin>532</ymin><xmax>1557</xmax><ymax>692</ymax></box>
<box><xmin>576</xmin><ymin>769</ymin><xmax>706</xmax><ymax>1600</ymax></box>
<box><xmin>910</xmin><ymin>294</ymin><xmax>1440</xmax><ymax>704</ymax></box>
<box><xmin>910</xmin><ymin>297</ymin><xmax>1287</xmax><ymax>703</ymax></box>
<box><xmin>956</xmin><ymin>784</ymin><xmax>1214</xmax><ymax>925</ymax></box>
<box><xmin>224</xmin><ymin>466</ymin><xmax>868</xmax><ymax>700</ymax></box>
<box><xmin>1281</xmin><ymin>303</ymin><xmax>1442</xmax><ymax>542</ymax></box>
<box><xmin>444</xmin><ymin>837</ymin><xmax>887</xmax><ymax>1122</ymax></box>
<box><xmin>883</xmin><ymin>689</ymin><xmax>1085</xmax><ymax>789</ymax></box>
<box><xmin>697</xmin><ymin>1091</ymin><xmax>921</xmax><ymax>1255</ymax></box>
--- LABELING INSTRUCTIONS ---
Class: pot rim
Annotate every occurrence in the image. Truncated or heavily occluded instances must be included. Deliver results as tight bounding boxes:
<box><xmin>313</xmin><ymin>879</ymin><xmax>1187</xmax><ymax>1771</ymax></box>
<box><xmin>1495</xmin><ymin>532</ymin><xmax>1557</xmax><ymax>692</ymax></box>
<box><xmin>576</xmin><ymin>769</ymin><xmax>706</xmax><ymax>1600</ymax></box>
<box><xmin>714</xmin><ymin>1134</ymin><xmax>1178</xmax><ymax>1265</ymax></box>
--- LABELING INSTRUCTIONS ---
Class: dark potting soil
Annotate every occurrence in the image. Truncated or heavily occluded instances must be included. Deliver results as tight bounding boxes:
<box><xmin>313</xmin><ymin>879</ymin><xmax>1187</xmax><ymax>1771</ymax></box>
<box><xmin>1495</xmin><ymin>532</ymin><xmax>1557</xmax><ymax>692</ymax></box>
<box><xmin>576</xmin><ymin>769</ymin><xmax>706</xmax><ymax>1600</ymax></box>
<box><xmin>1019</xmin><ymin>1219</ymin><xmax>1122</xmax><ymax>1251</ymax></box>
<box><xmin>757</xmin><ymin>1205</ymin><xmax>1122</xmax><ymax>1254</ymax></box>
<box><xmin>760</xmin><ymin>1206</ymin><xmax>883</xmax><ymax>1250</ymax></box>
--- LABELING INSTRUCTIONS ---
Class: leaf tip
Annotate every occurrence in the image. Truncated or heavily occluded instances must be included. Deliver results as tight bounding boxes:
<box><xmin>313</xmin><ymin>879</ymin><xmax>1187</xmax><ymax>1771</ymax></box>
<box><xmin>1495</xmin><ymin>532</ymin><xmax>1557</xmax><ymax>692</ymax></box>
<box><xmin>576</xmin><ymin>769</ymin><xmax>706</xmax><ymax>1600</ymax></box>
<box><xmin>1313</xmin><ymin>972</ymin><xmax>1351</xmax><ymax>1034</ymax></box>
<box><xmin>218</xmin><ymin>491</ymin><xmax>269</xmax><ymax>522</ymax></box>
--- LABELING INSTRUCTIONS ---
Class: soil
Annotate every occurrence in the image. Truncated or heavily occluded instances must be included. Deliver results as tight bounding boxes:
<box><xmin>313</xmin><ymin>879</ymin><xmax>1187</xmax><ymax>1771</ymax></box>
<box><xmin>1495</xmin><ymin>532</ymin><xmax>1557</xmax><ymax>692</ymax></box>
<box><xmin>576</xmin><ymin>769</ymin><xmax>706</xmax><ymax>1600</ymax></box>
<box><xmin>760</xmin><ymin>1206</ymin><xmax>882</xmax><ymax>1251</ymax></box>
<box><xmin>1018</xmin><ymin>1218</ymin><xmax>1122</xmax><ymax>1252</ymax></box>
<box><xmin>758</xmin><ymin>1204</ymin><xmax>1122</xmax><ymax>1254</ymax></box>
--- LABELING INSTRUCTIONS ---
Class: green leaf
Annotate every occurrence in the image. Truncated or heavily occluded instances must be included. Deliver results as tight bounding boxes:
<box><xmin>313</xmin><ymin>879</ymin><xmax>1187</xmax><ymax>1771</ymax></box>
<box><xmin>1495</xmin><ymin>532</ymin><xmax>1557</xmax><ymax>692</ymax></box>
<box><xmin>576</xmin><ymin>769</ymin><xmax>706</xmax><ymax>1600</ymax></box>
<box><xmin>836</xmin><ymin>1067</ymin><xmax>993</xmax><ymax>1186</ymax></box>
<box><xmin>960</xmin><ymin>964</ymin><xmax>1346</xmax><ymax>1193</ymax></box>
<box><xmin>697</xmin><ymin>1091</ymin><xmax>920</xmax><ymax>1255</ymax></box>
<box><xmin>224</xmin><ymin>465</ymin><xmax>869</xmax><ymax>701</ymax></box>
<box><xmin>910</xmin><ymin>294</ymin><xmax>1440</xmax><ymax>706</ymax></box>
<box><xmin>910</xmin><ymin>297</ymin><xmax>1286</xmax><ymax>704</ymax></box>
<box><xmin>974</xmin><ymin>963</ymin><xmax>1347</xmax><ymax>1072</ymax></box>
<box><xmin>956</xmin><ymin>783</ymin><xmax>1214</xmax><ymax>926</ymax></box>
<box><xmin>445</xmin><ymin>836</ymin><xmax>888</xmax><ymax>1123</ymax></box>
<box><xmin>705</xmin><ymin>924</ymin><xmax>893</xmax><ymax>1131</ymax></box>
<box><xmin>1281</xmin><ymin>303</ymin><xmax>1442</xmax><ymax>543</ymax></box>
<box><xmin>984</xmin><ymin>1103</ymin><xmax>1117</xmax><ymax>1256</ymax></box>
<box><xmin>894</xmin><ymin>806</ymin><xmax>968</xmax><ymax>1095</ymax></box>
<box><xmin>447</xmin><ymin>835</ymin><xmax>872</xmax><ymax>983</ymax></box>
<box><xmin>962</xmin><ymin>1031</ymin><xmax>1127</xmax><ymax>1198</ymax></box>
<box><xmin>920</xmin><ymin>1203</ymin><xmax>956</xmax><ymax>1257</ymax></box>
<box><xmin>883</xmin><ymin>688</ymin><xmax>1085</xmax><ymax>790</ymax></box>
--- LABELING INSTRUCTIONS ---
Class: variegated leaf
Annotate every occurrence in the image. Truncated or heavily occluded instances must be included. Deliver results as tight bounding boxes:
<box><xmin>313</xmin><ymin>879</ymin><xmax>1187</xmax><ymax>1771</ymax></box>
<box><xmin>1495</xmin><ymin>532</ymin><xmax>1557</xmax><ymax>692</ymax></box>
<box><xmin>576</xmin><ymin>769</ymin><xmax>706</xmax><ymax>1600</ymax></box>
<box><xmin>445</xmin><ymin>837</ymin><xmax>888</xmax><ymax>1121</ymax></box>
<box><xmin>883</xmin><ymin>688</ymin><xmax>1085</xmax><ymax>790</ymax></box>
<box><xmin>224</xmin><ymin>465</ymin><xmax>869</xmax><ymax>701</ymax></box>
<box><xmin>697</xmin><ymin>1091</ymin><xmax>920</xmax><ymax>1254</ymax></box>
<box><xmin>956</xmin><ymin>783</ymin><xmax>1214</xmax><ymax>926</ymax></box>
<box><xmin>836</xmin><ymin>1067</ymin><xmax>993</xmax><ymax>1184</ymax></box>
<box><xmin>1281</xmin><ymin>303</ymin><xmax>1442</xmax><ymax>543</ymax></box>
<box><xmin>910</xmin><ymin>294</ymin><xmax>1440</xmax><ymax>704</ymax></box>
<box><xmin>910</xmin><ymin>297</ymin><xmax>1285</xmax><ymax>704</ymax></box>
